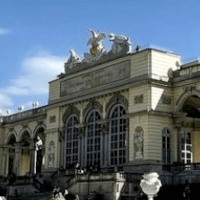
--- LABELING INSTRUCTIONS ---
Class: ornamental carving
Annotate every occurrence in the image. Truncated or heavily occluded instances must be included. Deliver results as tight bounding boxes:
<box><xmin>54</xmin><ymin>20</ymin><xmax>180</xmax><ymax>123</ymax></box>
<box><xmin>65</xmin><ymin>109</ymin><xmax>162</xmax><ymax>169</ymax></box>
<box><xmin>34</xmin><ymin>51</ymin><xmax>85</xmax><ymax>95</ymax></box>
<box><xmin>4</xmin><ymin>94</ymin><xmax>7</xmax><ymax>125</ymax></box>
<box><xmin>135</xmin><ymin>95</ymin><xmax>143</xmax><ymax>104</ymax></box>
<box><xmin>63</xmin><ymin>29</ymin><xmax>132</xmax><ymax>75</ymax></box>
<box><xmin>161</xmin><ymin>95</ymin><xmax>171</xmax><ymax>105</ymax></box>
<box><xmin>83</xmin><ymin>29</ymin><xmax>106</xmax><ymax>63</ymax></box>
<box><xmin>48</xmin><ymin>141</ymin><xmax>55</xmax><ymax>168</ymax></box>
<box><xmin>134</xmin><ymin>128</ymin><xmax>144</xmax><ymax>159</ymax></box>
<box><xmin>106</xmin><ymin>93</ymin><xmax>129</xmax><ymax>115</ymax></box>
<box><xmin>65</xmin><ymin>49</ymin><xmax>81</xmax><ymax>72</ymax></box>
<box><xmin>83</xmin><ymin>100</ymin><xmax>103</xmax><ymax>121</ymax></box>
<box><xmin>62</xmin><ymin>105</ymin><xmax>80</xmax><ymax>123</ymax></box>
<box><xmin>49</xmin><ymin>115</ymin><xmax>56</xmax><ymax>123</ymax></box>
<box><xmin>61</xmin><ymin>60</ymin><xmax>130</xmax><ymax>97</ymax></box>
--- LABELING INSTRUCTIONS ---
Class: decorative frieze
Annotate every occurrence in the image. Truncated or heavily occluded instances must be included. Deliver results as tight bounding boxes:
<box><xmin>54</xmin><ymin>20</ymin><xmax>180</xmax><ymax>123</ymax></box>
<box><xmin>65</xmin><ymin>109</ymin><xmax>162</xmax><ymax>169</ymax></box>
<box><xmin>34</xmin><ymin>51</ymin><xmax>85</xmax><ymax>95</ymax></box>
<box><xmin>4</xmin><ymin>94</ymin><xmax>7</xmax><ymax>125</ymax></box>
<box><xmin>61</xmin><ymin>60</ymin><xmax>130</xmax><ymax>97</ymax></box>
<box><xmin>185</xmin><ymin>86</ymin><xmax>195</xmax><ymax>92</ymax></box>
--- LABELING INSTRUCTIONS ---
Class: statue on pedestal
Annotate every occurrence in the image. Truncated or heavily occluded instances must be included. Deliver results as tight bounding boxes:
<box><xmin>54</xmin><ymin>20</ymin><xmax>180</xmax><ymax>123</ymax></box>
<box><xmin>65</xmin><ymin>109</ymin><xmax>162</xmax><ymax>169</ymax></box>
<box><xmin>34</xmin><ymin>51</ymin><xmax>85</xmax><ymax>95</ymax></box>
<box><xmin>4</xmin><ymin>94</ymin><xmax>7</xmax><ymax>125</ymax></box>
<box><xmin>134</xmin><ymin>130</ymin><xmax>144</xmax><ymax>159</ymax></box>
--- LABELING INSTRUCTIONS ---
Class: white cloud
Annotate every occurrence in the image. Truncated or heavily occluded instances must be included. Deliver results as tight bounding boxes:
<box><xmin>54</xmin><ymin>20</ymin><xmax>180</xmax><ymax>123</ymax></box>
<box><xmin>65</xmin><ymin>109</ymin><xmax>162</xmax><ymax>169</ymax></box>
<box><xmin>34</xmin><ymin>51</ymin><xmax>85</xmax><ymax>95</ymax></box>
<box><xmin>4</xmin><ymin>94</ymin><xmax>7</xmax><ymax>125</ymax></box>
<box><xmin>0</xmin><ymin>51</ymin><xmax>66</xmax><ymax>113</ymax></box>
<box><xmin>6</xmin><ymin>52</ymin><xmax>66</xmax><ymax>96</ymax></box>
<box><xmin>0</xmin><ymin>93</ymin><xmax>13</xmax><ymax>107</ymax></box>
<box><xmin>0</xmin><ymin>28</ymin><xmax>10</xmax><ymax>35</ymax></box>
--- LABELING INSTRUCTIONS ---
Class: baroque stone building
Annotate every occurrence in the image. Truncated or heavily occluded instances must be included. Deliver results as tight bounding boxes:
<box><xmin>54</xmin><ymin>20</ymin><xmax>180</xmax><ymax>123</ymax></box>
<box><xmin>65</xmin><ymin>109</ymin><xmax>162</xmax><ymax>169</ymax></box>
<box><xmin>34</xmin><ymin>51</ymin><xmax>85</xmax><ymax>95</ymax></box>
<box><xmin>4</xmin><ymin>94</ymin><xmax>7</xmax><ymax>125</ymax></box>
<box><xmin>0</xmin><ymin>30</ymin><xmax>200</xmax><ymax>199</ymax></box>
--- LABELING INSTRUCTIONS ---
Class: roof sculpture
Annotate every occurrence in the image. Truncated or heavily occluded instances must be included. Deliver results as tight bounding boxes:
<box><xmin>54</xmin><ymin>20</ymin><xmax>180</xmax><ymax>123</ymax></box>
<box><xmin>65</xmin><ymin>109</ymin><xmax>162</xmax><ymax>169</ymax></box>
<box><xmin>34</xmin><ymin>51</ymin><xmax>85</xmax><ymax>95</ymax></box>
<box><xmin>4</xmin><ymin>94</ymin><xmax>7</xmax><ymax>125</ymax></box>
<box><xmin>64</xmin><ymin>29</ymin><xmax>132</xmax><ymax>75</ymax></box>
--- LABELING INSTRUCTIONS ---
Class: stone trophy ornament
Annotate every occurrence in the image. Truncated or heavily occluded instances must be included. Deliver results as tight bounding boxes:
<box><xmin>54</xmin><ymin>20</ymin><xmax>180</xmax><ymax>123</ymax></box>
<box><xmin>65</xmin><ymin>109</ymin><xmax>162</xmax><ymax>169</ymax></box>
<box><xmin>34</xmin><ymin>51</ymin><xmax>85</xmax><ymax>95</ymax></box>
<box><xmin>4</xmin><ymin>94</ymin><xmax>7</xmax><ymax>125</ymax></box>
<box><xmin>65</xmin><ymin>49</ymin><xmax>81</xmax><ymax>72</ymax></box>
<box><xmin>108</xmin><ymin>33</ymin><xmax>132</xmax><ymax>54</ymax></box>
<box><xmin>134</xmin><ymin>130</ymin><xmax>143</xmax><ymax>159</ymax></box>
<box><xmin>140</xmin><ymin>172</ymin><xmax>162</xmax><ymax>200</ymax></box>
<box><xmin>83</xmin><ymin>29</ymin><xmax>106</xmax><ymax>63</ymax></box>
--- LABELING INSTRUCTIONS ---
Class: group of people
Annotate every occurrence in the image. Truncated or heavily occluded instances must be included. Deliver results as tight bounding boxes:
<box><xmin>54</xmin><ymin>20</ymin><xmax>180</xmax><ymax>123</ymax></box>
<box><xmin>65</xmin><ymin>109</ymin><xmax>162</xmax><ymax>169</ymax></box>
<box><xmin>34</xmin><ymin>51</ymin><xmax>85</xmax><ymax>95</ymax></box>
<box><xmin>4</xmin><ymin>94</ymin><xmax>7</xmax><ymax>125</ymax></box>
<box><xmin>52</xmin><ymin>186</ymin><xmax>79</xmax><ymax>200</ymax></box>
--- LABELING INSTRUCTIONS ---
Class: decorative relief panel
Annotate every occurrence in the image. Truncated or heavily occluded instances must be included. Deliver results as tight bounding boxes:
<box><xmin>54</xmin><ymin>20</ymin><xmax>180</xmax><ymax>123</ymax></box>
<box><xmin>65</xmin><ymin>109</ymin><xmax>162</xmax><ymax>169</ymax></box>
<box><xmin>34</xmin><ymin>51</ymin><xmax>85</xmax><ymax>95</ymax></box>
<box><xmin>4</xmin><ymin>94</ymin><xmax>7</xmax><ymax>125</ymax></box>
<box><xmin>161</xmin><ymin>95</ymin><xmax>171</xmax><ymax>104</ymax></box>
<box><xmin>60</xmin><ymin>60</ymin><xmax>130</xmax><ymax>97</ymax></box>
<box><xmin>49</xmin><ymin>115</ymin><xmax>56</xmax><ymax>123</ymax></box>
<box><xmin>134</xmin><ymin>94</ymin><xmax>143</xmax><ymax>104</ymax></box>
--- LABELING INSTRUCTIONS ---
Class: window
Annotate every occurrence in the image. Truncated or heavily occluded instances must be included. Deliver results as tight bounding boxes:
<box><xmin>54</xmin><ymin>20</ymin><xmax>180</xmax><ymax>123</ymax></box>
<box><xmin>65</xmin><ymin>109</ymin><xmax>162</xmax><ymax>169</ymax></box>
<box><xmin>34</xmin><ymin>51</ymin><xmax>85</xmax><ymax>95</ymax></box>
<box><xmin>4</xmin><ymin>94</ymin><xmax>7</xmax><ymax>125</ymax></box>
<box><xmin>162</xmin><ymin>128</ymin><xmax>170</xmax><ymax>164</ymax></box>
<box><xmin>110</xmin><ymin>105</ymin><xmax>126</xmax><ymax>165</ymax></box>
<box><xmin>86</xmin><ymin>110</ymin><xmax>101</xmax><ymax>167</ymax></box>
<box><xmin>65</xmin><ymin>115</ymin><xmax>79</xmax><ymax>168</ymax></box>
<box><xmin>181</xmin><ymin>132</ymin><xmax>192</xmax><ymax>164</ymax></box>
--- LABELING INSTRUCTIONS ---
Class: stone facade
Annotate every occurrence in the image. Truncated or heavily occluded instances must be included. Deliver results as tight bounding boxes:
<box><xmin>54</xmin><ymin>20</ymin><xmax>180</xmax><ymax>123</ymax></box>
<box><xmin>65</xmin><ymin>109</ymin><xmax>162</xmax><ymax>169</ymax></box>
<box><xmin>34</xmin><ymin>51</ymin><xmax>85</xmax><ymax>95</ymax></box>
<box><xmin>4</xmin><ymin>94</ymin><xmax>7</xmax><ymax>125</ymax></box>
<box><xmin>1</xmin><ymin>32</ymin><xmax>200</xmax><ymax>199</ymax></box>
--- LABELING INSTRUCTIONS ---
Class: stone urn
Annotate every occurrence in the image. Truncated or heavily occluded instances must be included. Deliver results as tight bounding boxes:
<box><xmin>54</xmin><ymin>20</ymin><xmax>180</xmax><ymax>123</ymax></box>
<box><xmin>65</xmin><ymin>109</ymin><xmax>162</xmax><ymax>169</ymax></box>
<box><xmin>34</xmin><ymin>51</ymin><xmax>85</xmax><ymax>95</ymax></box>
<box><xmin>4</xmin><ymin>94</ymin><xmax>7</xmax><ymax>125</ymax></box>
<box><xmin>140</xmin><ymin>172</ymin><xmax>162</xmax><ymax>200</ymax></box>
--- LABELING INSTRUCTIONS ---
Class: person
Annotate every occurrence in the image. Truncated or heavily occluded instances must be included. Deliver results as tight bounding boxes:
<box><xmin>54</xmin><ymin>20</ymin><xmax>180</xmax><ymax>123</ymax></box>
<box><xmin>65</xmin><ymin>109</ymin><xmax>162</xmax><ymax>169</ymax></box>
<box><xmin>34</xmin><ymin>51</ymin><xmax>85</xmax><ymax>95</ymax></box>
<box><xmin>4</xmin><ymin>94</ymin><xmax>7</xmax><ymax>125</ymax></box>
<box><xmin>52</xmin><ymin>185</ymin><xmax>60</xmax><ymax>198</ymax></box>
<box><xmin>75</xmin><ymin>195</ymin><xmax>79</xmax><ymax>200</ymax></box>
<box><xmin>183</xmin><ymin>179</ymin><xmax>191</xmax><ymax>200</ymax></box>
<box><xmin>64</xmin><ymin>188</ymin><xmax>69</xmax><ymax>199</ymax></box>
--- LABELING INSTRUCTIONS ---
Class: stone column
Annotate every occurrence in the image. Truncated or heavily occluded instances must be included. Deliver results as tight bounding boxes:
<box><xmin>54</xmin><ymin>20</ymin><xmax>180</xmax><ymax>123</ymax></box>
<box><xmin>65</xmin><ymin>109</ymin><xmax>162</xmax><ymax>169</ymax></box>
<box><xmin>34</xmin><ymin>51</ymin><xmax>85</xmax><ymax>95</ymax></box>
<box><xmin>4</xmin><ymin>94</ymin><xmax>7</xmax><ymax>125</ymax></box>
<box><xmin>126</xmin><ymin>118</ymin><xmax>129</xmax><ymax>163</ymax></box>
<box><xmin>14</xmin><ymin>143</ymin><xmax>22</xmax><ymax>176</ymax></box>
<box><xmin>59</xmin><ymin>129</ymin><xmax>65</xmax><ymax>169</ymax></box>
<box><xmin>29</xmin><ymin>140</ymin><xmax>37</xmax><ymax>175</ymax></box>
<box><xmin>172</xmin><ymin>127</ymin><xmax>180</xmax><ymax>163</ymax></box>
<box><xmin>100</xmin><ymin>120</ymin><xmax>108</xmax><ymax>167</ymax></box>
<box><xmin>79</xmin><ymin>125</ymin><xmax>85</xmax><ymax>168</ymax></box>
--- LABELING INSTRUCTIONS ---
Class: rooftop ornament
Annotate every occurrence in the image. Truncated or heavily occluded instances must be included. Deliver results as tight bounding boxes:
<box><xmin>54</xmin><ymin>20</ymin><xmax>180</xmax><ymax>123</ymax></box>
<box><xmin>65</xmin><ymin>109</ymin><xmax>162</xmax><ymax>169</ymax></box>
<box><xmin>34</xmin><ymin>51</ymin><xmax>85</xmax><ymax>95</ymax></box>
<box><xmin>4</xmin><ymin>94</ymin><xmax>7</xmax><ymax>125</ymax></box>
<box><xmin>108</xmin><ymin>33</ymin><xmax>132</xmax><ymax>54</ymax></box>
<box><xmin>63</xmin><ymin>29</ymin><xmax>132</xmax><ymax>75</ymax></box>
<box><xmin>83</xmin><ymin>29</ymin><xmax>106</xmax><ymax>63</ymax></box>
<box><xmin>65</xmin><ymin>49</ymin><xmax>81</xmax><ymax>72</ymax></box>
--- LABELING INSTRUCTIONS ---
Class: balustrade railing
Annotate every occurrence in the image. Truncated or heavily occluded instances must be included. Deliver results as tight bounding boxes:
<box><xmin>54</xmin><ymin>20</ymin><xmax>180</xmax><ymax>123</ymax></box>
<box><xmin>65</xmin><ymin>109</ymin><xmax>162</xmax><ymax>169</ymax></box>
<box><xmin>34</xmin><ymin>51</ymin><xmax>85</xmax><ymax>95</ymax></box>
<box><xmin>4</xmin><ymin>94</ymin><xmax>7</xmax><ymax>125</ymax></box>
<box><xmin>163</xmin><ymin>162</ymin><xmax>200</xmax><ymax>172</ymax></box>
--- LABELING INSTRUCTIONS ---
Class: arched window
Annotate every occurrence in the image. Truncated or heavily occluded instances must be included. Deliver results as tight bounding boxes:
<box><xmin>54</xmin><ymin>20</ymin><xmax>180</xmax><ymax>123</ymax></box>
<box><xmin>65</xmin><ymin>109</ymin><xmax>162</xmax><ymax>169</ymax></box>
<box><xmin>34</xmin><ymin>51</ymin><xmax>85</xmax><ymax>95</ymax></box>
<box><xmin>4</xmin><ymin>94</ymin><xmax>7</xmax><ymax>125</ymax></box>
<box><xmin>86</xmin><ymin>110</ymin><xmax>101</xmax><ymax>167</ymax></box>
<box><xmin>162</xmin><ymin>128</ymin><xmax>170</xmax><ymax>164</ymax></box>
<box><xmin>65</xmin><ymin>115</ymin><xmax>79</xmax><ymax>169</ymax></box>
<box><xmin>110</xmin><ymin>105</ymin><xmax>126</xmax><ymax>165</ymax></box>
<box><xmin>181</xmin><ymin>131</ymin><xmax>192</xmax><ymax>164</ymax></box>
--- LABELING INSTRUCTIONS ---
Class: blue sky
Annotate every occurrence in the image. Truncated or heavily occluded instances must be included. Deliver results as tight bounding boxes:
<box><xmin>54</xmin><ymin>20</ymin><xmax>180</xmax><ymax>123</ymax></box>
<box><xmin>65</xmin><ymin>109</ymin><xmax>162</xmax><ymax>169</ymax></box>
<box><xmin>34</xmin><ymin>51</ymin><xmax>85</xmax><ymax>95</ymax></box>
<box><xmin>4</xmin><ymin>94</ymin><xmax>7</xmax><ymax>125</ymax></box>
<box><xmin>0</xmin><ymin>0</ymin><xmax>200</xmax><ymax>114</ymax></box>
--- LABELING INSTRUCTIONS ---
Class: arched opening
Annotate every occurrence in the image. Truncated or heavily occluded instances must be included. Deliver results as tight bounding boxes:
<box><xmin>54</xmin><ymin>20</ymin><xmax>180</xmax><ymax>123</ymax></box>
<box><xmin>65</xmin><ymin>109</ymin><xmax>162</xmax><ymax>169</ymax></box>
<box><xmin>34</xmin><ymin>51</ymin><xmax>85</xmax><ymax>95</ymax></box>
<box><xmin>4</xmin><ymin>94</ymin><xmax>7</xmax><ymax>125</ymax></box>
<box><xmin>7</xmin><ymin>134</ymin><xmax>16</xmax><ymax>175</ymax></box>
<box><xmin>162</xmin><ymin>128</ymin><xmax>170</xmax><ymax>164</ymax></box>
<box><xmin>178</xmin><ymin>95</ymin><xmax>200</xmax><ymax>164</ymax></box>
<box><xmin>182</xmin><ymin>95</ymin><xmax>200</xmax><ymax>118</ymax></box>
<box><xmin>86</xmin><ymin>110</ymin><xmax>101</xmax><ymax>169</ymax></box>
<box><xmin>20</xmin><ymin>132</ymin><xmax>31</xmax><ymax>176</ymax></box>
<box><xmin>109</xmin><ymin>105</ymin><xmax>127</xmax><ymax>166</ymax></box>
<box><xmin>65</xmin><ymin>115</ymin><xmax>79</xmax><ymax>169</ymax></box>
<box><xmin>34</xmin><ymin>128</ymin><xmax>45</xmax><ymax>174</ymax></box>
